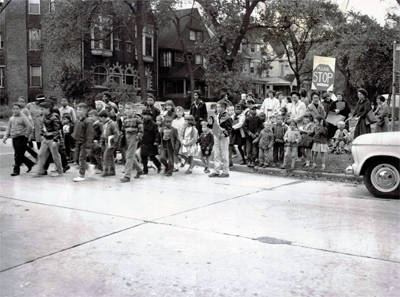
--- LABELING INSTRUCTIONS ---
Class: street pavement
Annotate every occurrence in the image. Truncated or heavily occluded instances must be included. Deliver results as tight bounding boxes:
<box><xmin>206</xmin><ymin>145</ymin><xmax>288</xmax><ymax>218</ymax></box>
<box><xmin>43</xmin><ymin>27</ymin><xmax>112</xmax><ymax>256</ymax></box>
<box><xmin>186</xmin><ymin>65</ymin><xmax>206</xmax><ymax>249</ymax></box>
<box><xmin>0</xmin><ymin>142</ymin><xmax>399</xmax><ymax>296</ymax></box>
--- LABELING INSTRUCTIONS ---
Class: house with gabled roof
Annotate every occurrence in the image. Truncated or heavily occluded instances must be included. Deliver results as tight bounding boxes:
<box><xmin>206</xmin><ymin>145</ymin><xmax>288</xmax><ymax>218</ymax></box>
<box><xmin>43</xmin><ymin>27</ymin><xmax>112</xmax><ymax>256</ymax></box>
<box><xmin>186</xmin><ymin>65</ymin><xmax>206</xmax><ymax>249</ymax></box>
<box><xmin>158</xmin><ymin>7</ymin><xmax>211</xmax><ymax>108</ymax></box>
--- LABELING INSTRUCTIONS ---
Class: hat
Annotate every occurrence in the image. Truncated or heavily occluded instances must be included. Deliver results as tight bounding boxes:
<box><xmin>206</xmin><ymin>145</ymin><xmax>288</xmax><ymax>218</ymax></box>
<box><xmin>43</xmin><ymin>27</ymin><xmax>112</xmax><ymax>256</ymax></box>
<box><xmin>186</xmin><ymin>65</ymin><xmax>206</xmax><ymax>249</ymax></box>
<box><xmin>142</xmin><ymin>109</ymin><xmax>153</xmax><ymax>116</ymax></box>
<box><xmin>98</xmin><ymin>110</ymin><xmax>109</xmax><ymax>118</ymax></box>
<box><xmin>249</xmin><ymin>104</ymin><xmax>257</xmax><ymax>110</ymax></box>
<box><xmin>36</xmin><ymin>94</ymin><xmax>46</xmax><ymax>101</ymax></box>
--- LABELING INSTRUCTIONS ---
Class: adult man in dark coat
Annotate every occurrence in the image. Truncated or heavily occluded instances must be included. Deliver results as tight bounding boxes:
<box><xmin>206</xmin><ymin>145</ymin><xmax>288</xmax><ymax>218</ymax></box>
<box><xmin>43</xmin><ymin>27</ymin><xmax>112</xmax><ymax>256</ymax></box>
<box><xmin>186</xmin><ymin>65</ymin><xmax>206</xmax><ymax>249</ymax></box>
<box><xmin>189</xmin><ymin>90</ymin><xmax>207</xmax><ymax>134</ymax></box>
<box><xmin>140</xmin><ymin>110</ymin><xmax>161</xmax><ymax>174</ymax></box>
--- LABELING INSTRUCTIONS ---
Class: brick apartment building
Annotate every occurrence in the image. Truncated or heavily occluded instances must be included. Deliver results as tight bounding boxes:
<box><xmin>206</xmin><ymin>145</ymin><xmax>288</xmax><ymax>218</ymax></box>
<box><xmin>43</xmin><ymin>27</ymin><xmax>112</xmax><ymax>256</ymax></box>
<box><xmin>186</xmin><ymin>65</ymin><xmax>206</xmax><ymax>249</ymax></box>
<box><xmin>0</xmin><ymin>0</ymin><xmax>157</xmax><ymax>105</ymax></box>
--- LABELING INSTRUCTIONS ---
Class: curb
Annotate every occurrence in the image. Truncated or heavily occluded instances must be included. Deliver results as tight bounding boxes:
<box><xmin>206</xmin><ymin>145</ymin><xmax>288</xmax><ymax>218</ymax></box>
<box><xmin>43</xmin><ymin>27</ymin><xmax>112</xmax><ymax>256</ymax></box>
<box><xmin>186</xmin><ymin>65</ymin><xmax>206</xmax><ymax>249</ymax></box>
<box><xmin>193</xmin><ymin>158</ymin><xmax>363</xmax><ymax>182</ymax></box>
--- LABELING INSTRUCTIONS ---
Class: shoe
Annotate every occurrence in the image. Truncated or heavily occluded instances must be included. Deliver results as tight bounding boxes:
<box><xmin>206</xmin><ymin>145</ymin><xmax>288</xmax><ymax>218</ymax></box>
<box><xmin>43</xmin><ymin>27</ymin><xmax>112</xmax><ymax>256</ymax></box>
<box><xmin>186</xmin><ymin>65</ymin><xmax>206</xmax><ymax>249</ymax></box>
<box><xmin>27</xmin><ymin>164</ymin><xmax>34</xmax><ymax>173</ymax></box>
<box><xmin>204</xmin><ymin>167</ymin><xmax>208</xmax><ymax>172</ymax></box>
<box><xmin>142</xmin><ymin>171</ymin><xmax>148</xmax><ymax>175</ymax></box>
<box><xmin>204</xmin><ymin>169</ymin><xmax>210</xmax><ymax>174</ymax></box>
<box><xmin>157</xmin><ymin>167</ymin><xmax>161</xmax><ymax>173</ymax></box>
<box><xmin>219</xmin><ymin>173</ymin><xmax>229</xmax><ymax>178</ymax></box>
<box><xmin>229</xmin><ymin>163</ymin><xmax>233</xmax><ymax>167</ymax></box>
<box><xmin>321</xmin><ymin>165</ymin><xmax>326</xmax><ymax>170</ymax></box>
<box><xmin>280</xmin><ymin>164</ymin><xmax>286</xmax><ymax>169</ymax></box>
<box><xmin>10</xmin><ymin>172</ymin><xmax>19</xmax><ymax>176</ymax></box>
<box><xmin>180</xmin><ymin>163</ymin><xmax>185</xmax><ymax>167</ymax></box>
<box><xmin>88</xmin><ymin>164</ymin><xmax>96</xmax><ymax>172</ymax></box>
<box><xmin>100</xmin><ymin>173</ymin><xmax>109</xmax><ymax>177</ymax></box>
<box><xmin>185</xmin><ymin>169</ymin><xmax>192</xmax><ymax>174</ymax></box>
<box><xmin>311</xmin><ymin>164</ymin><xmax>317</xmax><ymax>169</ymax></box>
<box><xmin>51</xmin><ymin>173</ymin><xmax>63</xmax><ymax>177</ymax></box>
<box><xmin>248</xmin><ymin>162</ymin><xmax>254</xmax><ymax>168</ymax></box>
<box><xmin>63</xmin><ymin>165</ymin><xmax>71</xmax><ymax>173</ymax></box>
<box><xmin>208</xmin><ymin>172</ymin><xmax>220</xmax><ymax>178</ymax></box>
<box><xmin>165</xmin><ymin>172</ymin><xmax>172</xmax><ymax>177</ymax></box>
<box><xmin>304</xmin><ymin>162</ymin><xmax>310</xmax><ymax>168</ymax></box>
<box><xmin>95</xmin><ymin>169</ymin><xmax>103</xmax><ymax>174</ymax></box>
<box><xmin>134</xmin><ymin>171</ymin><xmax>143</xmax><ymax>179</ymax></box>
<box><xmin>173</xmin><ymin>168</ymin><xmax>179</xmax><ymax>172</ymax></box>
<box><xmin>290</xmin><ymin>166</ymin><xmax>295</xmax><ymax>171</ymax></box>
<box><xmin>271</xmin><ymin>163</ymin><xmax>276</xmax><ymax>167</ymax></box>
<box><xmin>73</xmin><ymin>176</ymin><xmax>85</xmax><ymax>182</ymax></box>
<box><xmin>240</xmin><ymin>161</ymin><xmax>247</xmax><ymax>165</ymax></box>
<box><xmin>120</xmin><ymin>177</ymin><xmax>130</xmax><ymax>183</ymax></box>
<box><xmin>109</xmin><ymin>173</ymin><xmax>116</xmax><ymax>176</ymax></box>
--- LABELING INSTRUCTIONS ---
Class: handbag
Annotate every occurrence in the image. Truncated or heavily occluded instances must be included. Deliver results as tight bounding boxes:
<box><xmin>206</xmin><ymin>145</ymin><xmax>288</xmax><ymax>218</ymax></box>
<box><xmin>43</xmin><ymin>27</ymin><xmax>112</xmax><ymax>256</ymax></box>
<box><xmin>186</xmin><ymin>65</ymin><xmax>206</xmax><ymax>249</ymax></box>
<box><xmin>365</xmin><ymin>110</ymin><xmax>378</xmax><ymax>125</ymax></box>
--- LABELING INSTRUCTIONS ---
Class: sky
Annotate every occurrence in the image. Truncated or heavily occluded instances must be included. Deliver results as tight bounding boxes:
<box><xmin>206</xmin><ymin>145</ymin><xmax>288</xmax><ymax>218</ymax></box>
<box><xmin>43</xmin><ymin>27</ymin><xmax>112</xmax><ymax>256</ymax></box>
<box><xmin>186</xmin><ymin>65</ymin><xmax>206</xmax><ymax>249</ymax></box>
<box><xmin>335</xmin><ymin>0</ymin><xmax>399</xmax><ymax>25</ymax></box>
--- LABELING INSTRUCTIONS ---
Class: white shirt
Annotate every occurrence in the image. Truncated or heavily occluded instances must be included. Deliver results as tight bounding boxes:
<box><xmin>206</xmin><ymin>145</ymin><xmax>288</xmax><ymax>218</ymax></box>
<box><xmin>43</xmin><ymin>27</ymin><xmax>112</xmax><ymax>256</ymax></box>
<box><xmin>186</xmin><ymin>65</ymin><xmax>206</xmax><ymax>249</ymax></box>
<box><xmin>260</xmin><ymin>97</ymin><xmax>280</xmax><ymax>119</ymax></box>
<box><xmin>289</xmin><ymin>100</ymin><xmax>306</xmax><ymax>123</ymax></box>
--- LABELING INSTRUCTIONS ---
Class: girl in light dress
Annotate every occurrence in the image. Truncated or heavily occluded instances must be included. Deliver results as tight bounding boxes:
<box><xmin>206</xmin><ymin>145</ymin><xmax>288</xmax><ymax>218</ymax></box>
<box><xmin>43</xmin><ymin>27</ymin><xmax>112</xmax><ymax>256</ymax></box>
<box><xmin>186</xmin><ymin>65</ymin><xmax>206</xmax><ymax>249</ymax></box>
<box><xmin>172</xmin><ymin>106</ymin><xmax>186</xmax><ymax>171</ymax></box>
<box><xmin>181</xmin><ymin>115</ymin><xmax>198</xmax><ymax>174</ymax></box>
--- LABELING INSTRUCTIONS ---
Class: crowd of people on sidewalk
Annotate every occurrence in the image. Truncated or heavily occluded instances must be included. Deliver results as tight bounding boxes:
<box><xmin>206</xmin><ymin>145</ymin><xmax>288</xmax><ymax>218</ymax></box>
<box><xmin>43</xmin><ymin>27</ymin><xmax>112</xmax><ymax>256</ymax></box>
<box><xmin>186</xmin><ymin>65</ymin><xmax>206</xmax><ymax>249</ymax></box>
<box><xmin>3</xmin><ymin>87</ymin><xmax>390</xmax><ymax>181</ymax></box>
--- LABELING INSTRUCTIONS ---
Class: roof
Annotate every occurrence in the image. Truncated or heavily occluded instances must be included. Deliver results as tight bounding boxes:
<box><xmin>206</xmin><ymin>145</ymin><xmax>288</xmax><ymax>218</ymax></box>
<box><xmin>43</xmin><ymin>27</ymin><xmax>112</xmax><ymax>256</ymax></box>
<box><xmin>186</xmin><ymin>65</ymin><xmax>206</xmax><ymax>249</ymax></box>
<box><xmin>165</xmin><ymin>64</ymin><xmax>206</xmax><ymax>80</ymax></box>
<box><xmin>158</xmin><ymin>8</ymin><xmax>211</xmax><ymax>51</ymax></box>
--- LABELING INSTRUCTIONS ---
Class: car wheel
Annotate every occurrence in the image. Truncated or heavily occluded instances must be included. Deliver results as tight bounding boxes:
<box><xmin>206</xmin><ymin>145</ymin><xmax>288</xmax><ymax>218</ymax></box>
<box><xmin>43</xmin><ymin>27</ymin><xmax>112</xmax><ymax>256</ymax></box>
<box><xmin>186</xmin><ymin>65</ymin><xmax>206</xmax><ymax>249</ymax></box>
<box><xmin>364</xmin><ymin>158</ymin><xmax>400</xmax><ymax>198</ymax></box>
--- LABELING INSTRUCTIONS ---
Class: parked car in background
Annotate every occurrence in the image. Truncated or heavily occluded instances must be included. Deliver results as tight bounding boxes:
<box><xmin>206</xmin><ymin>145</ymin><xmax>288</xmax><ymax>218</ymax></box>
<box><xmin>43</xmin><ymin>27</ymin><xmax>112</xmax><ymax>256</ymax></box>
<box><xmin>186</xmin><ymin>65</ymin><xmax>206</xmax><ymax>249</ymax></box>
<box><xmin>346</xmin><ymin>132</ymin><xmax>400</xmax><ymax>198</ymax></box>
<box><xmin>206</xmin><ymin>102</ymin><xmax>217</xmax><ymax>121</ymax></box>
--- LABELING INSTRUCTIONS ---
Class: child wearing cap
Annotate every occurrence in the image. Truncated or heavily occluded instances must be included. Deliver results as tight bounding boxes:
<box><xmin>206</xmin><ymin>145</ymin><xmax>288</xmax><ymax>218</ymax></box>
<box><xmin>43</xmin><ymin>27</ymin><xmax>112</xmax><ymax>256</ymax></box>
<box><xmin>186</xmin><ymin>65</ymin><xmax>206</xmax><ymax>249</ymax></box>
<box><xmin>99</xmin><ymin>110</ymin><xmax>119</xmax><ymax>177</ymax></box>
<box><xmin>140</xmin><ymin>110</ymin><xmax>162</xmax><ymax>174</ymax></box>
<box><xmin>72</xmin><ymin>103</ymin><xmax>94</xmax><ymax>182</ymax></box>
<box><xmin>159</xmin><ymin>116</ymin><xmax>180</xmax><ymax>176</ymax></box>
<box><xmin>198</xmin><ymin>121</ymin><xmax>214</xmax><ymax>173</ymax></box>
<box><xmin>243</xmin><ymin>105</ymin><xmax>263</xmax><ymax>168</ymax></box>
<box><xmin>331</xmin><ymin>121</ymin><xmax>349</xmax><ymax>154</ymax></box>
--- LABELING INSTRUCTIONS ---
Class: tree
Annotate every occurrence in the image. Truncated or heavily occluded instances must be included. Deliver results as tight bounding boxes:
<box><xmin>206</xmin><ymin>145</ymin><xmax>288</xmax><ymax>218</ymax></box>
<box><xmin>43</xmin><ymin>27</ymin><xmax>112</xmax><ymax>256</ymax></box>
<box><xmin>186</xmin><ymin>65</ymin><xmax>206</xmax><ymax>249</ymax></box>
<box><xmin>320</xmin><ymin>11</ymin><xmax>398</xmax><ymax>104</ymax></box>
<box><xmin>260</xmin><ymin>0</ymin><xmax>343</xmax><ymax>90</ymax></box>
<box><xmin>192</xmin><ymin>0</ymin><xmax>277</xmax><ymax>98</ymax></box>
<box><xmin>42</xmin><ymin>0</ymin><xmax>154</xmax><ymax>102</ymax></box>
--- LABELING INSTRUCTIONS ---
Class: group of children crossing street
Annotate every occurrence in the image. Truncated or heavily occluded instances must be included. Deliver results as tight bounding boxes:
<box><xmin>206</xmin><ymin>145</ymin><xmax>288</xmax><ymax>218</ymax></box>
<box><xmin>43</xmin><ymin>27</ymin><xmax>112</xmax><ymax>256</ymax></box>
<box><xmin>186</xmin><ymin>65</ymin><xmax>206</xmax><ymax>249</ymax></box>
<box><xmin>3</xmin><ymin>89</ymin><xmax>357</xmax><ymax>182</ymax></box>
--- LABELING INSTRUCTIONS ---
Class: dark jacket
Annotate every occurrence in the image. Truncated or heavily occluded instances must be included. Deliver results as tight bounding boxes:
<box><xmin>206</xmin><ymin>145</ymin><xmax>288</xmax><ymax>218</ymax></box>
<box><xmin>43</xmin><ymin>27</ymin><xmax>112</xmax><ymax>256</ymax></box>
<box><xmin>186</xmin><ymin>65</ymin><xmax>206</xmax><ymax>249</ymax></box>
<box><xmin>144</xmin><ymin>105</ymin><xmax>161</xmax><ymax>122</ymax></box>
<box><xmin>198</xmin><ymin>131</ymin><xmax>214</xmax><ymax>151</ymax></box>
<box><xmin>74</xmin><ymin>116</ymin><xmax>94</xmax><ymax>149</ymax></box>
<box><xmin>190</xmin><ymin>100</ymin><xmax>208</xmax><ymax>132</ymax></box>
<box><xmin>313</xmin><ymin>124</ymin><xmax>328</xmax><ymax>144</ymax></box>
<box><xmin>141</xmin><ymin>119</ymin><xmax>160</xmax><ymax>156</ymax></box>
<box><xmin>101</xmin><ymin>119</ymin><xmax>119</xmax><ymax>149</ymax></box>
<box><xmin>272</xmin><ymin>123</ymin><xmax>288</xmax><ymax>143</ymax></box>
<box><xmin>243</xmin><ymin>115</ymin><xmax>263</xmax><ymax>137</ymax></box>
<box><xmin>92</xmin><ymin>121</ymin><xmax>102</xmax><ymax>141</ymax></box>
<box><xmin>159</xmin><ymin>126</ymin><xmax>180</xmax><ymax>151</ymax></box>
<box><xmin>42</xmin><ymin>112</ymin><xmax>61</xmax><ymax>141</ymax></box>
<box><xmin>217</xmin><ymin>111</ymin><xmax>233</xmax><ymax>137</ymax></box>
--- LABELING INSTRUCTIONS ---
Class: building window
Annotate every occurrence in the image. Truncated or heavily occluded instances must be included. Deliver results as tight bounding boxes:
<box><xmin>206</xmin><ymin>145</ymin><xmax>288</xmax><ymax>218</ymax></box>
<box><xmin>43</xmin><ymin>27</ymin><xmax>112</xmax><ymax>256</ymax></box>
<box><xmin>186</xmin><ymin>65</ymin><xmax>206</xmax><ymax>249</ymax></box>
<box><xmin>190</xmin><ymin>30</ymin><xmax>196</xmax><ymax>41</ymax></box>
<box><xmin>29</xmin><ymin>0</ymin><xmax>40</xmax><ymax>14</ymax></box>
<box><xmin>110</xmin><ymin>68</ymin><xmax>122</xmax><ymax>85</ymax></box>
<box><xmin>126</xmin><ymin>38</ymin><xmax>133</xmax><ymax>52</ymax></box>
<box><xmin>250</xmin><ymin>62</ymin><xmax>254</xmax><ymax>73</ymax></box>
<box><xmin>161</xmin><ymin>52</ymin><xmax>172</xmax><ymax>67</ymax></box>
<box><xmin>196</xmin><ymin>31</ymin><xmax>203</xmax><ymax>42</ymax></box>
<box><xmin>0</xmin><ymin>67</ymin><xmax>4</xmax><ymax>88</ymax></box>
<box><xmin>0</xmin><ymin>33</ymin><xmax>3</xmax><ymax>49</ymax></box>
<box><xmin>251</xmin><ymin>44</ymin><xmax>255</xmax><ymax>53</ymax></box>
<box><xmin>90</xmin><ymin>16</ymin><xmax>113</xmax><ymax>53</ymax></box>
<box><xmin>145</xmin><ymin>36</ymin><xmax>152</xmax><ymax>56</ymax></box>
<box><xmin>49</xmin><ymin>0</ymin><xmax>55</xmax><ymax>12</ymax></box>
<box><xmin>29</xmin><ymin>28</ymin><xmax>41</xmax><ymax>50</ymax></box>
<box><xmin>195</xmin><ymin>55</ymin><xmax>202</xmax><ymax>65</ymax></box>
<box><xmin>114</xmin><ymin>33</ymin><xmax>121</xmax><ymax>51</ymax></box>
<box><xmin>30</xmin><ymin>66</ymin><xmax>42</xmax><ymax>87</ymax></box>
<box><xmin>93</xmin><ymin>66</ymin><xmax>108</xmax><ymax>86</ymax></box>
<box><xmin>125</xmin><ymin>69</ymin><xmax>138</xmax><ymax>88</ymax></box>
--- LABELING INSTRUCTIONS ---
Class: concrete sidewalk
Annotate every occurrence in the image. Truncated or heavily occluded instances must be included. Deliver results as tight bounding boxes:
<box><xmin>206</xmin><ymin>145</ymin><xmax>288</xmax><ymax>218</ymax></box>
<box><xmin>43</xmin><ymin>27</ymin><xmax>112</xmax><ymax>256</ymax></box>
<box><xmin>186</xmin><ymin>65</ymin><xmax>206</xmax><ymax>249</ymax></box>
<box><xmin>0</xmin><ymin>156</ymin><xmax>399</xmax><ymax>296</ymax></box>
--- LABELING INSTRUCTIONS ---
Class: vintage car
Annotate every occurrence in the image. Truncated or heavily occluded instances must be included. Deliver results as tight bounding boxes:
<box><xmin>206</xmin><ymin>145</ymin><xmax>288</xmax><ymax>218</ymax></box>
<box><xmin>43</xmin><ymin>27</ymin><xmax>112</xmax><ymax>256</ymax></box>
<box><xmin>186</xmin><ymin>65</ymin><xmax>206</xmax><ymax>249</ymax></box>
<box><xmin>346</xmin><ymin>132</ymin><xmax>400</xmax><ymax>198</ymax></box>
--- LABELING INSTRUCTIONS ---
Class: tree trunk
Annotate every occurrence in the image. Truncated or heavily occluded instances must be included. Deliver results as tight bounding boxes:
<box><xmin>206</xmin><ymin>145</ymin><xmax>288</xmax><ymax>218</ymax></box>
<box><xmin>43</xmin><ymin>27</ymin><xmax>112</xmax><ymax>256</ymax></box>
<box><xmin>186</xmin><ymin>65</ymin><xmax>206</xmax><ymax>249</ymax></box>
<box><xmin>136</xmin><ymin>0</ymin><xmax>147</xmax><ymax>102</ymax></box>
<box><xmin>174</xmin><ymin>16</ymin><xmax>195</xmax><ymax>101</ymax></box>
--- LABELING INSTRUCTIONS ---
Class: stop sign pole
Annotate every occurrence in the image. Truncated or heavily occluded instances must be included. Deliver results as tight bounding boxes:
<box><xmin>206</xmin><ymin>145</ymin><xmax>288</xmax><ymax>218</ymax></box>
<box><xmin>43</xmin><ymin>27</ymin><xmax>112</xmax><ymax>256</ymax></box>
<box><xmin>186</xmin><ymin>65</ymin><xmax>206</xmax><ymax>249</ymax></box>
<box><xmin>311</xmin><ymin>56</ymin><xmax>336</xmax><ymax>92</ymax></box>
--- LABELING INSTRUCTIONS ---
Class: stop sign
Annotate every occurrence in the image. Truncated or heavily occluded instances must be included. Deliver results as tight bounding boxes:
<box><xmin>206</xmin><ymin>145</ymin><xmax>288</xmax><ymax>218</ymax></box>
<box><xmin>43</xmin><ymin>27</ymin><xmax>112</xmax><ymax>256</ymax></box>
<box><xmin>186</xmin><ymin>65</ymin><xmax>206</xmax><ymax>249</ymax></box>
<box><xmin>312</xmin><ymin>64</ymin><xmax>334</xmax><ymax>92</ymax></box>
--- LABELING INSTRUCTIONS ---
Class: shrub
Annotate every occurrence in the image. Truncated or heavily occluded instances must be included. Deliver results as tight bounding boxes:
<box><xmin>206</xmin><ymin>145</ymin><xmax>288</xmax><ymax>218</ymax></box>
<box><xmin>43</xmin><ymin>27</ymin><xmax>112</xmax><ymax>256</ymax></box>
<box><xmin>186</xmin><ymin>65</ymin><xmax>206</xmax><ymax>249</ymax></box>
<box><xmin>0</xmin><ymin>105</ymin><xmax>12</xmax><ymax>119</ymax></box>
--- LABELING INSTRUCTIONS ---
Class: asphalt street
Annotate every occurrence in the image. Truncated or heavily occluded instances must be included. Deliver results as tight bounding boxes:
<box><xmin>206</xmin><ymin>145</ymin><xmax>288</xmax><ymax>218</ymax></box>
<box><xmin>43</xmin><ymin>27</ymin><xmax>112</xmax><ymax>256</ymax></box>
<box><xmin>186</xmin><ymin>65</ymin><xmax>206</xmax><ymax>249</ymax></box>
<box><xmin>0</xmin><ymin>142</ymin><xmax>399</xmax><ymax>296</ymax></box>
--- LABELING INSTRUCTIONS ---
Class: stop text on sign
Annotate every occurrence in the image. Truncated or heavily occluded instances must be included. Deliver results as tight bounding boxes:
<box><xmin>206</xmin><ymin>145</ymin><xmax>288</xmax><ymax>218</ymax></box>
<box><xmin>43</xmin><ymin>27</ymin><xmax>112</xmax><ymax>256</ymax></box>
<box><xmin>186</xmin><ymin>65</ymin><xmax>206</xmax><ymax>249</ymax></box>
<box><xmin>311</xmin><ymin>56</ymin><xmax>336</xmax><ymax>91</ymax></box>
